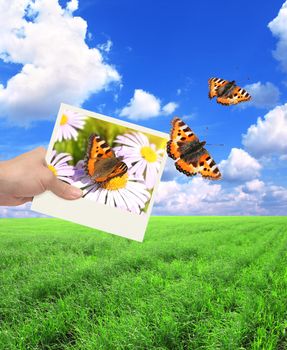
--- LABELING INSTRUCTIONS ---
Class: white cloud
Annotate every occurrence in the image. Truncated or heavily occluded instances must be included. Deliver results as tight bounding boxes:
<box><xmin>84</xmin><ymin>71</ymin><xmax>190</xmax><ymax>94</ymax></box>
<box><xmin>119</xmin><ymin>89</ymin><xmax>178</xmax><ymax>120</ymax></box>
<box><xmin>154</xmin><ymin>177</ymin><xmax>287</xmax><ymax>215</ymax></box>
<box><xmin>242</xmin><ymin>179</ymin><xmax>265</xmax><ymax>193</ymax></box>
<box><xmin>219</xmin><ymin>148</ymin><xmax>261</xmax><ymax>182</ymax></box>
<box><xmin>0</xmin><ymin>202</ymin><xmax>47</xmax><ymax>218</ymax></box>
<box><xmin>0</xmin><ymin>0</ymin><xmax>120</xmax><ymax>125</ymax></box>
<box><xmin>264</xmin><ymin>184</ymin><xmax>287</xmax><ymax>203</ymax></box>
<box><xmin>97</xmin><ymin>39</ymin><xmax>113</xmax><ymax>53</ymax></box>
<box><xmin>161</xmin><ymin>157</ymin><xmax>181</xmax><ymax>182</ymax></box>
<box><xmin>182</xmin><ymin>114</ymin><xmax>196</xmax><ymax>120</ymax></box>
<box><xmin>155</xmin><ymin>177</ymin><xmax>222</xmax><ymax>215</ymax></box>
<box><xmin>243</xmin><ymin>81</ymin><xmax>280</xmax><ymax>109</ymax></box>
<box><xmin>66</xmin><ymin>0</ymin><xmax>79</xmax><ymax>13</ymax></box>
<box><xmin>242</xmin><ymin>103</ymin><xmax>287</xmax><ymax>158</ymax></box>
<box><xmin>268</xmin><ymin>1</ymin><xmax>287</xmax><ymax>72</ymax></box>
<box><xmin>162</xmin><ymin>102</ymin><xmax>178</xmax><ymax>115</ymax></box>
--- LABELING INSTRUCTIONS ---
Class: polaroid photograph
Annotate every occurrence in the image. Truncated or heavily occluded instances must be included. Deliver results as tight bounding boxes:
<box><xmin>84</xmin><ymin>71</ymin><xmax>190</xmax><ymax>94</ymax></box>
<box><xmin>31</xmin><ymin>103</ymin><xmax>168</xmax><ymax>242</ymax></box>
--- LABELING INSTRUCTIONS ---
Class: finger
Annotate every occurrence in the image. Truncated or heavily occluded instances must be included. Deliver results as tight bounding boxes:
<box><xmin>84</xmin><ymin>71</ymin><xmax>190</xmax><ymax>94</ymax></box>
<box><xmin>47</xmin><ymin>177</ymin><xmax>83</xmax><ymax>200</ymax></box>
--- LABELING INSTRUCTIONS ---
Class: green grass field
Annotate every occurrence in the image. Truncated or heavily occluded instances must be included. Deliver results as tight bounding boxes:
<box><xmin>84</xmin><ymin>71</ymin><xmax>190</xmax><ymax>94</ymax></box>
<box><xmin>0</xmin><ymin>217</ymin><xmax>287</xmax><ymax>350</ymax></box>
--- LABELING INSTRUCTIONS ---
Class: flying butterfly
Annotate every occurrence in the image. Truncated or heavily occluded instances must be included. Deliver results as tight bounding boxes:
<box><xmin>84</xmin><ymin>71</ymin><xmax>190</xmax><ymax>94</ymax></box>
<box><xmin>208</xmin><ymin>77</ymin><xmax>251</xmax><ymax>106</ymax></box>
<box><xmin>84</xmin><ymin>134</ymin><xmax>128</xmax><ymax>184</ymax></box>
<box><xmin>167</xmin><ymin>117</ymin><xmax>221</xmax><ymax>180</ymax></box>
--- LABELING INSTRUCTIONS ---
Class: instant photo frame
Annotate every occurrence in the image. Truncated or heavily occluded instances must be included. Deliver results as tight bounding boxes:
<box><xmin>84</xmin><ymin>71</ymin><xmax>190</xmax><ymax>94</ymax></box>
<box><xmin>31</xmin><ymin>103</ymin><xmax>168</xmax><ymax>242</ymax></box>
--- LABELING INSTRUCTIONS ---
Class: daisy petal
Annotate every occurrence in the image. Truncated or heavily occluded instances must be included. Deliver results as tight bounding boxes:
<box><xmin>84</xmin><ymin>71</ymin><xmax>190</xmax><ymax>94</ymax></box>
<box><xmin>145</xmin><ymin>163</ymin><xmax>157</xmax><ymax>189</ymax></box>
<box><xmin>114</xmin><ymin>135</ymin><xmax>140</xmax><ymax>147</ymax></box>
<box><xmin>57</xmin><ymin>168</ymin><xmax>75</xmax><ymax>176</ymax></box>
<box><xmin>57</xmin><ymin>176</ymin><xmax>74</xmax><ymax>184</ymax></box>
<box><xmin>106</xmin><ymin>191</ymin><xmax>116</xmax><ymax>208</ymax></box>
<box><xmin>98</xmin><ymin>188</ymin><xmax>108</xmax><ymax>204</ymax></box>
<box><xmin>66</xmin><ymin>124</ymin><xmax>78</xmax><ymax>140</ymax></box>
<box><xmin>129</xmin><ymin>159</ymin><xmax>146</xmax><ymax>176</ymax></box>
<box><xmin>119</xmin><ymin>189</ymin><xmax>136</xmax><ymax>213</ymax></box>
<box><xmin>126</xmin><ymin>181</ymin><xmax>151</xmax><ymax>199</ymax></box>
<box><xmin>113</xmin><ymin>190</ymin><xmax>128</xmax><ymax>210</ymax></box>
<box><xmin>134</xmin><ymin>132</ymin><xmax>149</xmax><ymax>146</ymax></box>
<box><xmin>124</xmin><ymin>188</ymin><xmax>145</xmax><ymax>208</ymax></box>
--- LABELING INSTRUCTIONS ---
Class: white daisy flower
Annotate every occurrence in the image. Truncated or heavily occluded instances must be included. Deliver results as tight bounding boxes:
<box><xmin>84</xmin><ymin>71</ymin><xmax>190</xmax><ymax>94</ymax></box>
<box><xmin>114</xmin><ymin>132</ymin><xmax>164</xmax><ymax>190</ymax></box>
<box><xmin>73</xmin><ymin>160</ymin><xmax>150</xmax><ymax>214</ymax></box>
<box><xmin>47</xmin><ymin>150</ymin><xmax>75</xmax><ymax>184</ymax></box>
<box><xmin>56</xmin><ymin>110</ymin><xmax>86</xmax><ymax>142</ymax></box>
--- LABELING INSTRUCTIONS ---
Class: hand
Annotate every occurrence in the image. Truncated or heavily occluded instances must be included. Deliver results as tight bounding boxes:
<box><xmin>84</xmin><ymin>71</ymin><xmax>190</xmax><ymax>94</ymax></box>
<box><xmin>0</xmin><ymin>147</ymin><xmax>82</xmax><ymax>206</ymax></box>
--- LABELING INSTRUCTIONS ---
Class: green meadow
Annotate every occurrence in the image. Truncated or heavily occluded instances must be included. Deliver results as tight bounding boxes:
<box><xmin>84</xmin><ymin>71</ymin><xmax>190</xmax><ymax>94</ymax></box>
<box><xmin>0</xmin><ymin>217</ymin><xmax>287</xmax><ymax>350</ymax></box>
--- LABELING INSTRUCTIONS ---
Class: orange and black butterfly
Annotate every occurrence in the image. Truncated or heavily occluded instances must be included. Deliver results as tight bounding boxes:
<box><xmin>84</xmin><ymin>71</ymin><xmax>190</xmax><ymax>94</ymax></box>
<box><xmin>167</xmin><ymin>118</ymin><xmax>221</xmax><ymax>180</ymax></box>
<box><xmin>208</xmin><ymin>77</ymin><xmax>251</xmax><ymax>106</ymax></box>
<box><xmin>84</xmin><ymin>134</ymin><xmax>128</xmax><ymax>184</ymax></box>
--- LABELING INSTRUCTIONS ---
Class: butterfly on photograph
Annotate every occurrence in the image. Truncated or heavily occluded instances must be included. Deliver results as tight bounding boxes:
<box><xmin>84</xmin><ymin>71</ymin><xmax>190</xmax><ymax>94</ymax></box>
<box><xmin>208</xmin><ymin>77</ymin><xmax>251</xmax><ymax>106</ymax></box>
<box><xmin>84</xmin><ymin>134</ymin><xmax>128</xmax><ymax>184</ymax></box>
<box><xmin>167</xmin><ymin>118</ymin><xmax>222</xmax><ymax>180</ymax></box>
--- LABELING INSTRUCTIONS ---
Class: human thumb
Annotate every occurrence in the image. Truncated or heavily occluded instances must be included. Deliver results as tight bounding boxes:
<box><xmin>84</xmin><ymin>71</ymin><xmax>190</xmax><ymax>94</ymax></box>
<box><xmin>48</xmin><ymin>177</ymin><xmax>83</xmax><ymax>200</ymax></box>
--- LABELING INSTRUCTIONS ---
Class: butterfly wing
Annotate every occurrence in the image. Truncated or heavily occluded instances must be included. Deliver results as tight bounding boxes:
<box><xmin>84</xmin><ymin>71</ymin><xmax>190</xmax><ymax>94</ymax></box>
<box><xmin>94</xmin><ymin>161</ymin><xmax>128</xmax><ymax>183</ymax></box>
<box><xmin>175</xmin><ymin>158</ymin><xmax>200</xmax><ymax>177</ymax></box>
<box><xmin>85</xmin><ymin>134</ymin><xmax>115</xmax><ymax>177</ymax></box>
<box><xmin>167</xmin><ymin>117</ymin><xmax>199</xmax><ymax>160</ymax></box>
<box><xmin>208</xmin><ymin>78</ymin><xmax>229</xmax><ymax>99</ymax></box>
<box><xmin>197</xmin><ymin>150</ymin><xmax>221</xmax><ymax>180</ymax></box>
<box><xmin>217</xmin><ymin>86</ymin><xmax>251</xmax><ymax>106</ymax></box>
<box><xmin>175</xmin><ymin>149</ymin><xmax>221</xmax><ymax>180</ymax></box>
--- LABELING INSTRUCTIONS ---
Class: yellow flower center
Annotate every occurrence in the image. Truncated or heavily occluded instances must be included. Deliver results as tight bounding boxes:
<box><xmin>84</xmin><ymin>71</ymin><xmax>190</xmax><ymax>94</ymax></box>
<box><xmin>140</xmin><ymin>146</ymin><xmax>157</xmax><ymax>163</ymax></box>
<box><xmin>102</xmin><ymin>173</ymin><xmax>128</xmax><ymax>190</ymax></box>
<box><xmin>48</xmin><ymin>164</ymin><xmax>58</xmax><ymax>176</ymax></box>
<box><xmin>60</xmin><ymin>114</ymin><xmax>69</xmax><ymax>126</ymax></box>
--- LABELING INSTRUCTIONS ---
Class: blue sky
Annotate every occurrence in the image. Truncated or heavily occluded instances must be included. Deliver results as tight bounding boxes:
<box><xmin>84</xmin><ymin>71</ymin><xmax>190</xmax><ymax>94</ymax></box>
<box><xmin>0</xmin><ymin>0</ymin><xmax>287</xmax><ymax>216</ymax></box>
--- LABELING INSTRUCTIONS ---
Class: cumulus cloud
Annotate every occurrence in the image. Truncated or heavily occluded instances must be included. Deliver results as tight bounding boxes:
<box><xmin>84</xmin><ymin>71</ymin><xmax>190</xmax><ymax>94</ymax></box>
<box><xmin>162</xmin><ymin>102</ymin><xmax>178</xmax><ymax>115</ymax></box>
<box><xmin>0</xmin><ymin>202</ymin><xmax>47</xmax><ymax>218</ymax></box>
<box><xmin>263</xmin><ymin>184</ymin><xmax>287</xmax><ymax>205</ymax></box>
<box><xmin>219</xmin><ymin>148</ymin><xmax>262</xmax><ymax>182</ymax></box>
<box><xmin>161</xmin><ymin>157</ymin><xmax>181</xmax><ymax>182</ymax></box>
<box><xmin>154</xmin><ymin>177</ymin><xmax>287</xmax><ymax>215</ymax></box>
<box><xmin>0</xmin><ymin>0</ymin><xmax>120</xmax><ymax>125</ymax></box>
<box><xmin>268</xmin><ymin>1</ymin><xmax>287</xmax><ymax>72</ymax></box>
<box><xmin>97</xmin><ymin>39</ymin><xmax>113</xmax><ymax>53</ymax></box>
<box><xmin>66</xmin><ymin>0</ymin><xmax>79</xmax><ymax>12</ymax></box>
<box><xmin>155</xmin><ymin>177</ymin><xmax>222</xmax><ymax>215</ymax></box>
<box><xmin>242</xmin><ymin>103</ymin><xmax>287</xmax><ymax>158</ymax></box>
<box><xmin>243</xmin><ymin>81</ymin><xmax>280</xmax><ymax>109</ymax></box>
<box><xmin>241</xmin><ymin>179</ymin><xmax>265</xmax><ymax>193</ymax></box>
<box><xmin>119</xmin><ymin>89</ymin><xmax>178</xmax><ymax>120</ymax></box>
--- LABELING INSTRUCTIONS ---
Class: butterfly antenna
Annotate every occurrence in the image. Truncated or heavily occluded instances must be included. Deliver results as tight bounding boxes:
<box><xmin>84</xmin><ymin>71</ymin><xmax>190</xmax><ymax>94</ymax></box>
<box><xmin>206</xmin><ymin>143</ymin><xmax>224</xmax><ymax>147</ymax></box>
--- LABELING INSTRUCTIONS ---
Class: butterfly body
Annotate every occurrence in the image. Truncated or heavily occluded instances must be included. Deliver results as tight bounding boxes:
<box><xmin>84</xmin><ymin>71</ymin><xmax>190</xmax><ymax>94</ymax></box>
<box><xmin>208</xmin><ymin>77</ymin><xmax>251</xmax><ymax>105</ymax></box>
<box><xmin>167</xmin><ymin>118</ymin><xmax>221</xmax><ymax>180</ymax></box>
<box><xmin>216</xmin><ymin>80</ymin><xmax>235</xmax><ymax>97</ymax></box>
<box><xmin>179</xmin><ymin>140</ymin><xmax>206</xmax><ymax>161</ymax></box>
<box><xmin>85</xmin><ymin>134</ymin><xmax>128</xmax><ymax>184</ymax></box>
<box><xmin>91</xmin><ymin>156</ymin><xmax>124</xmax><ymax>182</ymax></box>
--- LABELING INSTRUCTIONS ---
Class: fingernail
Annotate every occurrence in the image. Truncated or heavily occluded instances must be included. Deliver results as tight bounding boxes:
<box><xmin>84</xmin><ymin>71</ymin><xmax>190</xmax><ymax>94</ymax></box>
<box><xmin>70</xmin><ymin>187</ymin><xmax>83</xmax><ymax>199</ymax></box>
